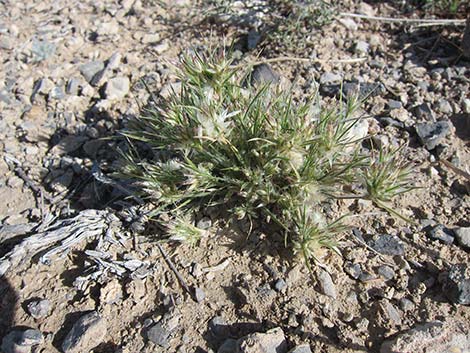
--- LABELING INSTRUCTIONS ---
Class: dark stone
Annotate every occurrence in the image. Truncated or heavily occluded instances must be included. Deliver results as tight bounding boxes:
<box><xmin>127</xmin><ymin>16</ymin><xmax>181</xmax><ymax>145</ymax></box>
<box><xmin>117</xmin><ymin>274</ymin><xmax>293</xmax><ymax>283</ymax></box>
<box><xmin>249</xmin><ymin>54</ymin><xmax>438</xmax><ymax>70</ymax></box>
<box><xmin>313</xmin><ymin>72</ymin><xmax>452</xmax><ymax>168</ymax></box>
<box><xmin>344</xmin><ymin>262</ymin><xmax>362</xmax><ymax>279</ymax></box>
<box><xmin>377</xmin><ymin>265</ymin><xmax>395</xmax><ymax>281</ymax></box>
<box><xmin>218</xmin><ymin>339</ymin><xmax>238</xmax><ymax>353</ymax></box>
<box><xmin>387</xmin><ymin>100</ymin><xmax>402</xmax><ymax>110</ymax></box>
<box><xmin>79</xmin><ymin>61</ymin><xmax>105</xmax><ymax>85</ymax></box>
<box><xmin>250</xmin><ymin>64</ymin><xmax>280</xmax><ymax>86</ymax></box>
<box><xmin>378</xmin><ymin>117</ymin><xmax>404</xmax><ymax>129</ymax></box>
<box><xmin>247</xmin><ymin>30</ymin><xmax>261</xmax><ymax>50</ymax></box>
<box><xmin>209</xmin><ymin>316</ymin><xmax>230</xmax><ymax>337</ymax></box>
<box><xmin>320</xmin><ymin>84</ymin><xmax>340</xmax><ymax>97</ymax></box>
<box><xmin>415</xmin><ymin>121</ymin><xmax>451</xmax><ymax>150</ymax></box>
<box><xmin>358</xmin><ymin>272</ymin><xmax>376</xmax><ymax>283</ymax></box>
<box><xmin>2</xmin><ymin>329</ymin><xmax>43</xmax><ymax>353</ymax></box>
<box><xmin>426</xmin><ymin>224</ymin><xmax>454</xmax><ymax>244</ymax></box>
<box><xmin>147</xmin><ymin>323</ymin><xmax>171</xmax><ymax>347</ymax></box>
<box><xmin>462</xmin><ymin>17</ymin><xmax>470</xmax><ymax>58</ymax></box>
<box><xmin>82</xmin><ymin>139</ymin><xmax>104</xmax><ymax>159</ymax></box>
<box><xmin>61</xmin><ymin>311</ymin><xmax>107</xmax><ymax>353</ymax></box>
<box><xmin>442</xmin><ymin>264</ymin><xmax>470</xmax><ymax>305</ymax></box>
<box><xmin>413</xmin><ymin>103</ymin><xmax>435</xmax><ymax>121</ymax></box>
<box><xmin>368</xmin><ymin>234</ymin><xmax>405</xmax><ymax>256</ymax></box>
<box><xmin>342</xmin><ymin>81</ymin><xmax>385</xmax><ymax>99</ymax></box>
<box><xmin>399</xmin><ymin>297</ymin><xmax>415</xmax><ymax>311</ymax></box>
<box><xmin>16</xmin><ymin>329</ymin><xmax>43</xmax><ymax>346</ymax></box>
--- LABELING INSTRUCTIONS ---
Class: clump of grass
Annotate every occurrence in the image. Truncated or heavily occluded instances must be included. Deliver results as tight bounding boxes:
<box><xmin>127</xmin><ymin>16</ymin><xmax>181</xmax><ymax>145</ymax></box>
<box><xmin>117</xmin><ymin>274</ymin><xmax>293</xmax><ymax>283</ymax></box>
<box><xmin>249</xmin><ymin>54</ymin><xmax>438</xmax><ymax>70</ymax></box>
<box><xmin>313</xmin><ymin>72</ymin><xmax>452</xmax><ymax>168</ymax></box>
<box><xmin>199</xmin><ymin>0</ymin><xmax>335</xmax><ymax>52</ymax></box>
<box><xmin>265</xmin><ymin>0</ymin><xmax>335</xmax><ymax>50</ymax></box>
<box><xmin>119</xmin><ymin>49</ymin><xmax>414</xmax><ymax>267</ymax></box>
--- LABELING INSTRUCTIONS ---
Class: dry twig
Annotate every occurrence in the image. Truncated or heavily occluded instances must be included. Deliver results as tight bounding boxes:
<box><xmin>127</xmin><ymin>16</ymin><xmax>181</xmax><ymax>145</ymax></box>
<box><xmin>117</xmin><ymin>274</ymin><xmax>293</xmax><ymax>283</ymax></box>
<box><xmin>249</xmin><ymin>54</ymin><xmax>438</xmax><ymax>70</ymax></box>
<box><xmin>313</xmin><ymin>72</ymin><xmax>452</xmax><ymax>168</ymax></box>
<box><xmin>4</xmin><ymin>154</ymin><xmax>53</xmax><ymax>204</ymax></box>
<box><xmin>439</xmin><ymin>159</ymin><xmax>470</xmax><ymax>181</ymax></box>
<box><xmin>0</xmin><ymin>210</ymin><xmax>119</xmax><ymax>276</ymax></box>
<box><xmin>156</xmin><ymin>243</ymin><xmax>193</xmax><ymax>299</ymax></box>
<box><xmin>338</xmin><ymin>12</ymin><xmax>466</xmax><ymax>26</ymax></box>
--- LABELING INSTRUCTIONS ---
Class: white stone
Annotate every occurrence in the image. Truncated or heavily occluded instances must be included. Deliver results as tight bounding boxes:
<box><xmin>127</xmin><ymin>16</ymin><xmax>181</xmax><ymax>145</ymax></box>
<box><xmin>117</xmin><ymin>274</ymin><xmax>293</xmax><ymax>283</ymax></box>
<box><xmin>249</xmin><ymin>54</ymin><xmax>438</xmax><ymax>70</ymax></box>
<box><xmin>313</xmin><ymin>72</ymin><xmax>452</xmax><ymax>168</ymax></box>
<box><xmin>105</xmin><ymin>76</ymin><xmax>130</xmax><ymax>100</ymax></box>
<box><xmin>338</xmin><ymin>18</ymin><xmax>358</xmax><ymax>31</ymax></box>
<box><xmin>462</xmin><ymin>98</ymin><xmax>470</xmax><ymax>114</ymax></box>
<box><xmin>141</xmin><ymin>33</ymin><xmax>159</xmax><ymax>44</ymax></box>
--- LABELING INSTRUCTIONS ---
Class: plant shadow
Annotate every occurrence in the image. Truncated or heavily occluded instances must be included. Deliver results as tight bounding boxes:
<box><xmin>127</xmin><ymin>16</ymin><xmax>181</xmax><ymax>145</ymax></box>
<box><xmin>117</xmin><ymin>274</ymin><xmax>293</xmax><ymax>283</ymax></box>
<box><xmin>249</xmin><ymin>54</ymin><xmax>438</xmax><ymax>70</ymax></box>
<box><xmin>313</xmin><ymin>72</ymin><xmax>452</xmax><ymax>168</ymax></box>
<box><xmin>0</xmin><ymin>277</ymin><xmax>18</xmax><ymax>339</ymax></box>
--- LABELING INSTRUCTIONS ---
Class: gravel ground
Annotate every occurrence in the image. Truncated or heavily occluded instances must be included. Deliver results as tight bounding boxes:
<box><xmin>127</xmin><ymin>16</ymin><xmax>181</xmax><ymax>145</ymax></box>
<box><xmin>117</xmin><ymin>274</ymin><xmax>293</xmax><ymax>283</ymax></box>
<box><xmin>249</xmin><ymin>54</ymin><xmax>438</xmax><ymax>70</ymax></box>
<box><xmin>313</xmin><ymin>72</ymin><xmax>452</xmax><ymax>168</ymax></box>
<box><xmin>0</xmin><ymin>1</ymin><xmax>469</xmax><ymax>353</ymax></box>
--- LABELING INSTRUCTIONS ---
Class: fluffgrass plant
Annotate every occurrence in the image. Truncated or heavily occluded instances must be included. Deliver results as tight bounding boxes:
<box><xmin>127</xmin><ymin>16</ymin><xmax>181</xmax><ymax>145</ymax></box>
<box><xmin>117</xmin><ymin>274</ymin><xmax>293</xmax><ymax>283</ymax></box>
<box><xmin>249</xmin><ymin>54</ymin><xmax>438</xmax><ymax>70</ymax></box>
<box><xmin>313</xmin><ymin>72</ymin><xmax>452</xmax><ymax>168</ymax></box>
<box><xmin>119</xmin><ymin>49</ymin><xmax>414</xmax><ymax>267</ymax></box>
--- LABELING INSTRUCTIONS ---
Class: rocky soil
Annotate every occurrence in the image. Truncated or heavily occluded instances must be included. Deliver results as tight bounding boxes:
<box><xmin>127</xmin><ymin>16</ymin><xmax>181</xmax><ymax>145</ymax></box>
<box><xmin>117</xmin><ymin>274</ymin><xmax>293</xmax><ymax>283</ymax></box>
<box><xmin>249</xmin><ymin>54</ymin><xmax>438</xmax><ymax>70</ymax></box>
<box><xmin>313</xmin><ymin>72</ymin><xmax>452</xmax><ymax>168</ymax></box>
<box><xmin>0</xmin><ymin>1</ymin><xmax>469</xmax><ymax>353</ymax></box>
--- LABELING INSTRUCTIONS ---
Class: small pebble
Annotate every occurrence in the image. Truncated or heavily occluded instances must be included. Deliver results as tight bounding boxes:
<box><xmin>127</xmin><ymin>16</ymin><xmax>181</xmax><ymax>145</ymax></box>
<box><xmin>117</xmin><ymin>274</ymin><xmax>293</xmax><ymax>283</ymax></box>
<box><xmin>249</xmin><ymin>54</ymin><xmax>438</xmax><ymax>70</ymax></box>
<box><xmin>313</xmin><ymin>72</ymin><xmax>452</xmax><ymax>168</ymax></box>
<box><xmin>320</xmin><ymin>72</ymin><xmax>342</xmax><ymax>85</ymax></box>
<box><xmin>105</xmin><ymin>76</ymin><xmax>130</xmax><ymax>101</ymax></box>
<box><xmin>453</xmin><ymin>227</ymin><xmax>470</xmax><ymax>250</ymax></box>
<box><xmin>354</xmin><ymin>41</ymin><xmax>369</xmax><ymax>54</ymax></box>
<box><xmin>426</xmin><ymin>224</ymin><xmax>454</xmax><ymax>244</ymax></box>
<box><xmin>368</xmin><ymin>234</ymin><xmax>405</xmax><ymax>256</ymax></box>
<box><xmin>415</xmin><ymin>121</ymin><xmax>451</xmax><ymax>150</ymax></box>
<box><xmin>377</xmin><ymin>266</ymin><xmax>395</xmax><ymax>281</ymax></box>
<box><xmin>288</xmin><ymin>344</ymin><xmax>312</xmax><ymax>353</ymax></box>
<box><xmin>249</xmin><ymin>64</ymin><xmax>280</xmax><ymax>86</ymax></box>
<box><xmin>399</xmin><ymin>297</ymin><xmax>415</xmax><ymax>311</ymax></box>
<box><xmin>147</xmin><ymin>322</ymin><xmax>171</xmax><ymax>348</ymax></box>
<box><xmin>194</xmin><ymin>287</ymin><xmax>205</xmax><ymax>303</ymax></box>
<box><xmin>27</xmin><ymin>299</ymin><xmax>50</xmax><ymax>319</ymax></box>
<box><xmin>442</xmin><ymin>264</ymin><xmax>470</xmax><ymax>305</ymax></box>
<box><xmin>79</xmin><ymin>61</ymin><xmax>105</xmax><ymax>84</ymax></box>
<box><xmin>274</xmin><ymin>278</ymin><xmax>287</xmax><ymax>292</ymax></box>
<box><xmin>317</xmin><ymin>269</ymin><xmax>337</xmax><ymax>298</ymax></box>
<box><xmin>344</xmin><ymin>262</ymin><xmax>362</xmax><ymax>279</ymax></box>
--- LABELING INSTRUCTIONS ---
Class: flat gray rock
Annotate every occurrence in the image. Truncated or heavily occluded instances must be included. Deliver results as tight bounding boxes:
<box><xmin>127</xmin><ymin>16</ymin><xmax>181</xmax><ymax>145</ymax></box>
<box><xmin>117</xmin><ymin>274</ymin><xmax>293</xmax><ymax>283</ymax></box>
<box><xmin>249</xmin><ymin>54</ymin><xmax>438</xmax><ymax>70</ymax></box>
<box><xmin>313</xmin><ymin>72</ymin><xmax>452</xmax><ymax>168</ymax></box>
<box><xmin>105</xmin><ymin>76</ymin><xmax>130</xmax><ymax>100</ymax></box>
<box><xmin>381</xmin><ymin>320</ymin><xmax>470</xmax><ymax>353</ymax></box>
<box><xmin>61</xmin><ymin>311</ymin><xmax>107</xmax><ymax>353</ymax></box>
<box><xmin>426</xmin><ymin>224</ymin><xmax>454</xmax><ymax>244</ymax></box>
<box><xmin>442</xmin><ymin>264</ymin><xmax>470</xmax><ymax>305</ymax></box>
<box><xmin>79</xmin><ymin>61</ymin><xmax>105</xmax><ymax>85</ymax></box>
<box><xmin>1</xmin><ymin>329</ymin><xmax>43</xmax><ymax>353</ymax></box>
<box><xmin>27</xmin><ymin>299</ymin><xmax>50</xmax><ymax>319</ymax></box>
<box><xmin>250</xmin><ymin>64</ymin><xmax>280</xmax><ymax>86</ymax></box>
<box><xmin>415</xmin><ymin>121</ymin><xmax>451</xmax><ymax>150</ymax></box>
<box><xmin>320</xmin><ymin>72</ymin><xmax>342</xmax><ymax>85</ymax></box>
<box><xmin>368</xmin><ymin>234</ymin><xmax>404</xmax><ymax>256</ymax></box>
<box><xmin>147</xmin><ymin>322</ymin><xmax>171</xmax><ymax>347</ymax></box>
